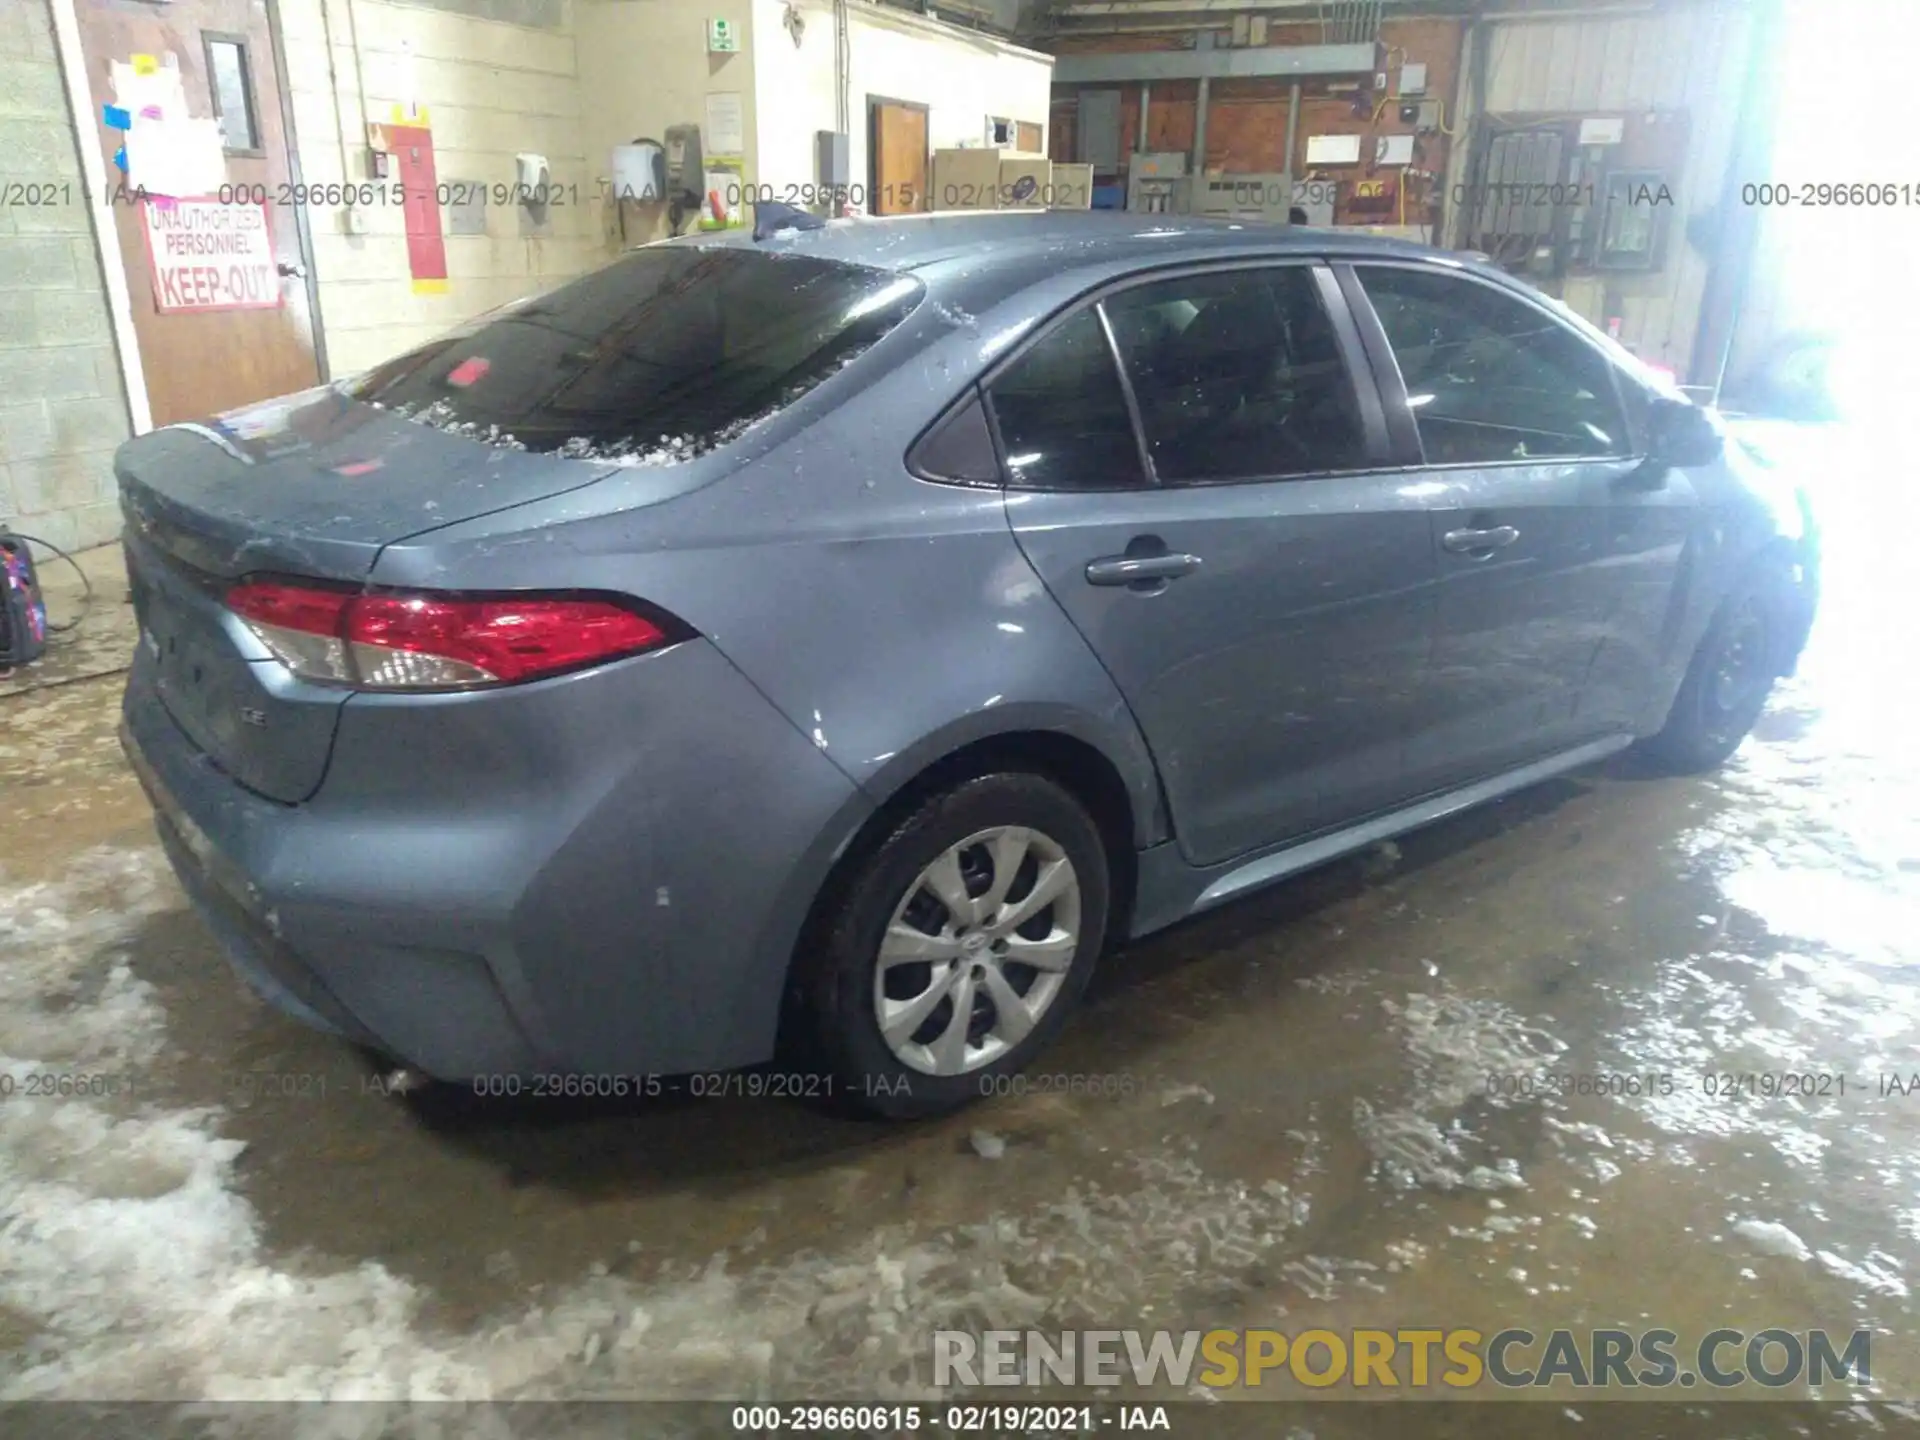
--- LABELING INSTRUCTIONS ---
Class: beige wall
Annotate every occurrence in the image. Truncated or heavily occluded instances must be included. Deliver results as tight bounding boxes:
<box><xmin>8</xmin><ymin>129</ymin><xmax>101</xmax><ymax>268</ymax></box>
<box><xmin>753</xmin><ymin>0</ymin><xmax>1052</xmax><ymax>211</ymax></box>
<box><xmin>279</xmin><ymin>0</ymin><xmax>598</xmax><ymax>377</ymax></box>
<box><xmin>575</xmin><ymin>0</ymin><xmax>758</xmax><ymax>250</ymax></box>
<box><xmin>0</xmin><ymin>0</ymin><xmax>133</xmax><ymax>555</ymax></box>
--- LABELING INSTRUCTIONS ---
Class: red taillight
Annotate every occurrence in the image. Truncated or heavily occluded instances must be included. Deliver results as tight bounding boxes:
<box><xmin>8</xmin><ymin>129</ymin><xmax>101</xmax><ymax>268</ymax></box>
<box><xmin>226</xmin><ymin>580</ymin><xmax>674</xmax><ymax>690</ymax></box>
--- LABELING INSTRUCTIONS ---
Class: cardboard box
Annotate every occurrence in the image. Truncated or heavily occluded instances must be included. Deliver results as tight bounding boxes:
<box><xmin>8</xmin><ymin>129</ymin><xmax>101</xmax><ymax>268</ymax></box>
<box><xmin>931</xmin><ymin>148</ymin><xmax>1003</xmax><ymax>211</ymax></box>
<box><xmin>998</xmin><ymin>153</ymin><xmax>1052</xmax><ymax>209</ymax></box>
<box><xmin>1048</xmin><ymin>163</ymin><xmax>1093</xmax><ymax>209</ymax></box>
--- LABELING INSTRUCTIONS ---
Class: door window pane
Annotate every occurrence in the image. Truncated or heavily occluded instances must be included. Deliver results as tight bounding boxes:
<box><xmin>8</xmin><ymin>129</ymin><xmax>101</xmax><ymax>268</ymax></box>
<box><xmin>207</xmin><ymin>39</ymin><xmax>259</xmax><ymax>152</ymax></box>
<box><xmin>1101</xmin><ymin>267</ymin><xmax>1365</xmax><ymax>482</ymax></box>
<box><xmin>988</xmin><ymin>308</ymin><xmax>1145</xmax><ymax>490</ymax></box>
<box><xmin>1358</xmin><ymin>265</ymin><xmax>1628</xmax><ymax>465</ymax></box>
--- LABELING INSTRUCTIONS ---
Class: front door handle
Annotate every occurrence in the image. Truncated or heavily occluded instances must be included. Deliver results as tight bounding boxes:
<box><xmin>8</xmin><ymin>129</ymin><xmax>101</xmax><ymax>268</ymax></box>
<box><xmin>1085</xmin><ymin>552</ymin><xmax>1203</xmax><ymax>587</ymax></box>
<box><xmin>1441</xmin><ymin>525</ymin><xmax>1520</xmax><ymax>555</ymax></box>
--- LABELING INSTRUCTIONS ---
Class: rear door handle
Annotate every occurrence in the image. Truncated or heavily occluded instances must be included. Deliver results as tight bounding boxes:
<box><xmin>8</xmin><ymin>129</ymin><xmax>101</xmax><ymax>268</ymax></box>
<box><xmin>1441</xmin><ymin>525</ymin><xmax>1520</xmax><ymax>555</ymax></box>
<box><xmin>1085</xmin><ymin>552</ymin><xmax>1203</xmax><ymax>586</ymax></box>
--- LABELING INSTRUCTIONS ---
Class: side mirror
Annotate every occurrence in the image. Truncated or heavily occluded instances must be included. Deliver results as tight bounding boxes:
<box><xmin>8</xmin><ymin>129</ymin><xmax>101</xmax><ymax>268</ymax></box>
<box><xmin>1648</xmin><ymin>396</ymin><xmax>1724</xmax><ymax>469</ymax></box>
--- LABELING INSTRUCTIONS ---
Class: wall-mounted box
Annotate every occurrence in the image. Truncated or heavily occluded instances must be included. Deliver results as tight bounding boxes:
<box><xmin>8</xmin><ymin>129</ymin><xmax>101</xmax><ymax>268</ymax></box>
<box><xmin>1049</xmin><ymin>162</ymin><xmax>1093</xmax><ymax>209</ymax></box>
<box><xmin>816</xmin><ymin>130</ymin><xmax>850</xmax><ymax>189</ymax></box>
<box><xmin>1132</xmin><ymin>150</ymin><xmax>1187</xmax><ymax>179</ymax></box>
<box><xmin>1192</xmin><ymin>172</ymin><xmax>1336</xmax><ymax>226</ymax></box>
<box><xmin>611</xmin><ymin>142</ymin><xmax>663</xmax><ymax>201</ymax></box>
<box><xmin>1375</xmin><ymin>134</ymin><xmax>1416</xmax><ymax>166</ymax></box>
<box><xmin>1305</xmin><ymin>133</ymin><xmax>1363</xmax><ymax>165</ymax></box>
<box><xmin>707</xmin><ymin>17</ymin><xmax>739</xmax><ymax>53</ymax></box>
<box><xmin>932</xmin><ymin>147</ymin><xmax>1003</xmax><ymax>210</ymax></box>
<box><xmin>446</xmin><ymin>178</ymin><xmax>487</xmax><ymax>234</ymax></box>
<box><xmin>1399</xmin><ymin>62</ymin><xmax>1428</xmax><ymax>95</ymax></box>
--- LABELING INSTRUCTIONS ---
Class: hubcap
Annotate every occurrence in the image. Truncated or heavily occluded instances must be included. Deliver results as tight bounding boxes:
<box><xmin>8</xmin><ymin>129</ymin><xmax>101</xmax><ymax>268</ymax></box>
<box><xmin>873</xmin><ymin>825</ymin><xmax>1082</xmax><ymax>1076</ymax></box>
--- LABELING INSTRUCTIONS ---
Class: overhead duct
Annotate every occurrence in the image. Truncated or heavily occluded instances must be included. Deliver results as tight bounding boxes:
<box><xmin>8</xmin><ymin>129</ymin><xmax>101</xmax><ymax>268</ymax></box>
<box><xmin>1051</xmin><ymin>41</ymin><xmax>1376</xmax><ymax>83</ymax></box>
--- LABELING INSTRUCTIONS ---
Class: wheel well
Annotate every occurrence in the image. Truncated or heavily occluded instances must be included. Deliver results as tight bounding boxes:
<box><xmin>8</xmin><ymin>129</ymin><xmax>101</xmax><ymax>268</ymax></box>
<box><xmin>778</xmin><ymin>731</ymin><xmax>1142</xmax><ymax>1050</ymax></box>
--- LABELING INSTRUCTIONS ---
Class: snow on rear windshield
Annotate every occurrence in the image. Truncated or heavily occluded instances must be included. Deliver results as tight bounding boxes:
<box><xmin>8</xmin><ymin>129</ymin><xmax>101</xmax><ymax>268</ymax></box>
<box><xmin>346</xmin><ymin>248</ymin><xmax>922</xmax><ymax>461</ymax></box>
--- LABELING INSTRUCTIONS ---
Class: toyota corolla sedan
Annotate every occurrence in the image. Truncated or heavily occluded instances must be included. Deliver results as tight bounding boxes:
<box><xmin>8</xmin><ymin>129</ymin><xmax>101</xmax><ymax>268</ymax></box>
<box><xmin>117</xmin><ymin>212</ymin><xmax>1818</xmax><ymax>1118</ymax></box>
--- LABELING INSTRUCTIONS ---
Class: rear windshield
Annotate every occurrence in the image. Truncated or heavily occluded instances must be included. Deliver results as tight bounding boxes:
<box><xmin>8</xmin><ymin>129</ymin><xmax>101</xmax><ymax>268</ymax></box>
<box><xmin>345</xmin><ymin>247</ymin><xmax>923</xmax><ymax>464</ymax></box>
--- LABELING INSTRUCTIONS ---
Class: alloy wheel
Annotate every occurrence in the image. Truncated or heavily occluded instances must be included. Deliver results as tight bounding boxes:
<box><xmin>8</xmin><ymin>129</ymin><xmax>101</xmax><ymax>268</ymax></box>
<box><xmin>1708</xmin><ymin>600</ymin><xmax>1771</xmax><ymax>728</ymax></box>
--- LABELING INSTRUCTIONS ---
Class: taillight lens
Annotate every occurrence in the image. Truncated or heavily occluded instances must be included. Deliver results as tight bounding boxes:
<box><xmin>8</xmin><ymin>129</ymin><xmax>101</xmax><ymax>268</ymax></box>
<box><xmin>227</xmin><ymin>580</ymin><xmax>674</xmax><ymax>690</ymax></box>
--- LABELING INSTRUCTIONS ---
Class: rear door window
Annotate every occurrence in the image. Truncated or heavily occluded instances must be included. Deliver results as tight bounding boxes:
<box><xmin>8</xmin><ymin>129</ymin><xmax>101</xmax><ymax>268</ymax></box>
<box><xmin>986</xmin><ymin>309</ymin><xmax>1147</xmax><ymax>490</ymax></box>
<box><xmin>1101</xmin><ymin>266</ymin><xmax>1366</xmax><ymax>482</ymax></box>
<box><xmin>345</xmin><ymin>249</ymin><xmax>922</xmax><ymax>462</ymax></box>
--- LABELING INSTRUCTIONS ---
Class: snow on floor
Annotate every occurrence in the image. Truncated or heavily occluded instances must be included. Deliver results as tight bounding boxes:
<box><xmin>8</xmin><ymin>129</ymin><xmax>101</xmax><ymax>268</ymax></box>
<box><xmin>1</xmin><ymin>846</ymin><xmax>1307</xmax><ymax>1408</ymax></box>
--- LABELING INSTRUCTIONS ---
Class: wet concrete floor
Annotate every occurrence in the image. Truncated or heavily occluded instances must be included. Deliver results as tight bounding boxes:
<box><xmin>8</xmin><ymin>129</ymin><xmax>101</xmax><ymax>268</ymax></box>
<box><xmin>1</xmin><ymin>440</ymin><xmax>1916</xmax><ymax>1434</ymax></box>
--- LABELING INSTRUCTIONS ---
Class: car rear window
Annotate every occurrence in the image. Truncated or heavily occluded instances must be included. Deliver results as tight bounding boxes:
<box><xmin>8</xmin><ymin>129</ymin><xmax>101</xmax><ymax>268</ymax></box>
<box><xmin>345</xmin><ymin>247</ymin><xmax>923</xmax><ymax>464</ymax></box>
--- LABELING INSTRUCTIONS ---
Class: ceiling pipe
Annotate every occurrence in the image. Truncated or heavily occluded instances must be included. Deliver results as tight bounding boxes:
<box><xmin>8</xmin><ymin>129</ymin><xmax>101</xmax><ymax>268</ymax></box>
<box><xmin>1045</xmin><ymin>0</ymin><xmax>1661</xmax><ymax>19</ymax></box>
<box><xmin>1057</xmin><ymin>0</ymin><xmax>1351</xmax><ymax>13</ymax></box>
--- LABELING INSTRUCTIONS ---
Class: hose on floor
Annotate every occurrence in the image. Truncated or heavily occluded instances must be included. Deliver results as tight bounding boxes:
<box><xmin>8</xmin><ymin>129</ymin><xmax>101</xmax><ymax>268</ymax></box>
<box><xmin>6</xmin><ymin>531</ymin><xmax>94</xmax><ymax>634</ymax></box>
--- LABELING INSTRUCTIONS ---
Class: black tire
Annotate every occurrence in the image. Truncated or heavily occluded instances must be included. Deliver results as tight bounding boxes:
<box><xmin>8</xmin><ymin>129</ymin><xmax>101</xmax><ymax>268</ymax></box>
<box><xmin>1638</xmin><ymin>559</ymin><xmax>1798</xmax><ymax>774</ymax></box>
<box><xmin>796</xmin><ymin>772</ymin><xmax>1110</xmax><ymax>1120</ymax></box>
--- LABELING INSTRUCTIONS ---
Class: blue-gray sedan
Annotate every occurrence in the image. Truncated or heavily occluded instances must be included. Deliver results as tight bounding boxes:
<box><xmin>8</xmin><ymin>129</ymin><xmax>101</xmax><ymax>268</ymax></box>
<box><xmin>117</xmin><ymin>212</ymin><xmax>1818</xmax><ymax>1116</ymax></box>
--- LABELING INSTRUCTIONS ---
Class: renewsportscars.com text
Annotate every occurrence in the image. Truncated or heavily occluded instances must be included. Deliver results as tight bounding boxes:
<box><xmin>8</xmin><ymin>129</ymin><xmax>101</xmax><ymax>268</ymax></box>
<box><xmin>934</xmin><ymin>1327</ymin><xmax>1872</xmax><ymax>1391</ymax></box>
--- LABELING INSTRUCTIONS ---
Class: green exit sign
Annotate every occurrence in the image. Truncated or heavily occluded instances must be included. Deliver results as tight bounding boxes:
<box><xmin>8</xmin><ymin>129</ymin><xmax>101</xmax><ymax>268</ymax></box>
<box><xmin>707</xmin><ymin>17</ymin><xmax>738</xmax><ymax>52</ymax></box>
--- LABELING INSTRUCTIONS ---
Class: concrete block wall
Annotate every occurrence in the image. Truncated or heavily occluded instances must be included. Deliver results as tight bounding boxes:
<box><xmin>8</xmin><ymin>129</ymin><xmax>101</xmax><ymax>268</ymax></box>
<box><xmin>0</xmin><ymin>0</ymin><xmax>134</xmax><ymax>555</ymax></box>
<box><xmin>278</xmin><ymin>0</ymin><xmax>598</xmax><ymax>378</ymax></box>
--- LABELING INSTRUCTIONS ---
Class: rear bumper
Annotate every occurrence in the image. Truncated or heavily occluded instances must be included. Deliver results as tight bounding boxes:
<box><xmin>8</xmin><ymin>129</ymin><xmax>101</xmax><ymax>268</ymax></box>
<box><xmin>121</xmin><ymin>636</ymin><xmax>873</xmax><ymax>1080</ymax></box>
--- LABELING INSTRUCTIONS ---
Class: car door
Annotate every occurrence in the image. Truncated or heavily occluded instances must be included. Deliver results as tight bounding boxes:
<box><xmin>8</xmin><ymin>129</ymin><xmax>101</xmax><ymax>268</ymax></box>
<box><xmin>1345</xmin><ymin>262</ymin><xmax>1671</xmax><ymax>792</ymax></box>
<box><xmin>990</xmin><ymin>262</ymin><xmax>1441</xmax><ymax>868</ymax></box>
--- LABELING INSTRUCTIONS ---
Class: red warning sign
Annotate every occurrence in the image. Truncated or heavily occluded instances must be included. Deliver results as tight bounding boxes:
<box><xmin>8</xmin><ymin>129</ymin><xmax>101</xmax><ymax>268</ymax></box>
<box><xmin>142</xmin><ymin>198</ymin><xmax>280</xmax><ymax>312</ymax></box>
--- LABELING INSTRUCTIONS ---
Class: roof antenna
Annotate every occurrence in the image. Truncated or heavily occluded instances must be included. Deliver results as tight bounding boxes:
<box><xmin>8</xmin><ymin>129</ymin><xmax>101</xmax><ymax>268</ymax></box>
<box><xmin>754</xmin><ymin>201</ymin><xmax>826</xmax><ymax>241</ymax></box>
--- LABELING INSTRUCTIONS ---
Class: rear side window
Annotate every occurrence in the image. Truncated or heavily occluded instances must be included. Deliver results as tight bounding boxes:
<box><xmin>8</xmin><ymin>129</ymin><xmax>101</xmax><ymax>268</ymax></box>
<box><xmin>1357</xmin><ymin>265</ymin><xmax>1628</xmax><ymax>465</ymax></box>
<box><xmin>987</xmin><ymin>309</ymin><xmax>1146</xmax><ymax>490</ymax></box>
<box><xmin>1102</xmin><ymin>267</ymin><xmax>1365</xmax><ymax>482</ymax></box>
<box><xmin>345</xmin><ymin>249</ymin><xmax>922</xmax><ymax>462</ymax></box>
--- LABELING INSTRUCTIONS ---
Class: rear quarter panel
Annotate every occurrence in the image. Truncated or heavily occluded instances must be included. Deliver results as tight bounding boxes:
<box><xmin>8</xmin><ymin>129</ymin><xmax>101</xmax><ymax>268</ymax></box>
<box><xmin>364</xmin><ymin>296</ymin><xmax>1168</xmax><ymax>1027</ymax></box>
<box><xmin>370</xmin><ymin>286</ymin><xmax>1166</xmax><ymax>841</ymax></box>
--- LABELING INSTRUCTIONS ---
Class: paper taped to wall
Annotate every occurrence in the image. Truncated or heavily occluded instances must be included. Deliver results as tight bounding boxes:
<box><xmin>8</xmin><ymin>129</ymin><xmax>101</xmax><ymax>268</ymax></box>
<box><xmin>126</xmin><ymin>116</ymin><xmax>226</xmax><ymax>198</ymax></box>
<box><xmin>704</xmin><ymin>92</ymin><xmax>745</xmax><ymax>157</ymax></box>
<box><xmin>111</xmin><ymin>57</ymin><xmax>187</xmax><ymax>120</ymax></box>
<box><xmin>112</xmin><ymin>54</ymin><xmax>225</xmax><ymax>198</ymax></box>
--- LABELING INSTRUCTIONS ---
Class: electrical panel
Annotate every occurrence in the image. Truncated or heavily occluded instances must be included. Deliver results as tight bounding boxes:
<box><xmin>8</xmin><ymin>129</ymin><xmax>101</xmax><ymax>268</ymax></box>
<box><xmin>816</xmin><ymin>131</ymin><xmax>850</xmax><ymax>191</ymax></box>
<box><xmin>1127</xmin><ymin>151</ymin><xmax>1189</xmax><ymax>214</ymax></box>
<box><xmin>1078</xmin><ymin>90</ymin><xmax>1122</xmax><ymax>171</ymax></box>
<box><xmin>1306</xmin><ymin>134</ymin><xmax>1363</xmax><ymax>166</ymax></box>
<box><xmin>662</xmin><ymin>123</ymin><xmax>705</xmax><ymax>233</ymax></box>
<box><xmin>1375</xmin><ymin>134</ymin><xmax>1416</xmax><ymax>167</ymax></box>
<box><xmin>1192</xmin><ymin>173</ymin><xmax>1337</xmax><ymax>227</ymax></box>
<box><xmin>1460</xmin><ymin>110</ymin><xmax>1687</xmax><ymax>277</ymax></box>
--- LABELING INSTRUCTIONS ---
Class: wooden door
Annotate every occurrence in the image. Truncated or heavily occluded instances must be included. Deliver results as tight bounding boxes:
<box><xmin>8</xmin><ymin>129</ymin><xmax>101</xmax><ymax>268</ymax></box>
<box><xmin>868</xmin><ymin>97</ymin><xmax>929</xmax><ymax>215</ymax></box>
<box><xmin>1015</xmin><ymin>120</ymin><xmax>1043</xmax><ymax>154</ymax></box>
<box><xmin>73</xmin><ymin>0</ymin><xmax>320</xmax><ymax>426</ymax></box>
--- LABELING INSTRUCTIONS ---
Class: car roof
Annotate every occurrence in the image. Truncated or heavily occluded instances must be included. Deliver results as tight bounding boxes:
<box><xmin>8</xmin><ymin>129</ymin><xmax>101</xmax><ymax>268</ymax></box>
<box><xmin>684</xmin><ymin>209</ymin><xmax>1483</xmax><ymax>291</ymax></box>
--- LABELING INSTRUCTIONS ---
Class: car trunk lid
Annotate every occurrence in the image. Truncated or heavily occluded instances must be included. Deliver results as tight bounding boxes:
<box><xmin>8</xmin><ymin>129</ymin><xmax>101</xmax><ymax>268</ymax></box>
<box><xmin>118</xmin><ymin>386</ymin><xmax>616</xmax><ymax>803</ymax></box>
